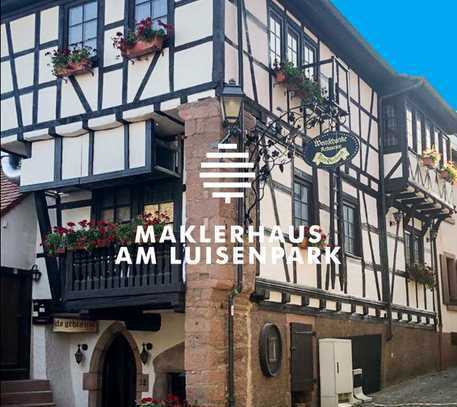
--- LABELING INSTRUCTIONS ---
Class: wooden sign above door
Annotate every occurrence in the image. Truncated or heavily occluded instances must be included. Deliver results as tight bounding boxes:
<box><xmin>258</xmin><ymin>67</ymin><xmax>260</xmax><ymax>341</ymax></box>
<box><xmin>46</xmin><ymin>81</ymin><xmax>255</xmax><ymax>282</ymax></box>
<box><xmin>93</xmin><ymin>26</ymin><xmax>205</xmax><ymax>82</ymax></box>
<box><xmin>53</xmin><ymin>318</ymin><xmax>98</xmax><ymax>333</ymax></box>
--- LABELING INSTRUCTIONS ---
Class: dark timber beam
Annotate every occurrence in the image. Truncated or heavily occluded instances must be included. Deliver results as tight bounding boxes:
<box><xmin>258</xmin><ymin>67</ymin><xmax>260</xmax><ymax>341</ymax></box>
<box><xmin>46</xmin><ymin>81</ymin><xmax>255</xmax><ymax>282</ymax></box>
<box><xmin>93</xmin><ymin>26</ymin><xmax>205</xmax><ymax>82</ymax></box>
<box><xmin>34</xmin><ymin>191</ymin><xmax>61</xmax><ymax>300</ymax></box>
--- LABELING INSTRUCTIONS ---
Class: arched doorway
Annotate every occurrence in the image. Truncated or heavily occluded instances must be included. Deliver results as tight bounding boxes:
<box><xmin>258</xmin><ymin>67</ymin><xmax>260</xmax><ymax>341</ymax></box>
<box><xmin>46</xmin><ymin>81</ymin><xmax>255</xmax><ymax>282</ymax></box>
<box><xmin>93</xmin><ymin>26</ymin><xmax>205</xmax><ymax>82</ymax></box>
<box><xmin>83</xmin><ymin>322</ymin><xmax>147</xmax><ymax>407</ymax></box>
<box><xmin>102</xmin><ymin>334</ymin><xmax>137</xmax><ymax>407</ymax></box>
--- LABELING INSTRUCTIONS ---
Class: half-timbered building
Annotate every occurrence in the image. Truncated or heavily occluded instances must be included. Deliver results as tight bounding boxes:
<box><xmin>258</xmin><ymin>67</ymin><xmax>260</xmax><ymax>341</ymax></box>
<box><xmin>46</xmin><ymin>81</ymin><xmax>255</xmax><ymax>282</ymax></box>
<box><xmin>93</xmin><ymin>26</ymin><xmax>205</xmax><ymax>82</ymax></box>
<box><xmin>1</xmin><ymin>0</ymin><xmax>456</xmax><ymax>406</ymax></box>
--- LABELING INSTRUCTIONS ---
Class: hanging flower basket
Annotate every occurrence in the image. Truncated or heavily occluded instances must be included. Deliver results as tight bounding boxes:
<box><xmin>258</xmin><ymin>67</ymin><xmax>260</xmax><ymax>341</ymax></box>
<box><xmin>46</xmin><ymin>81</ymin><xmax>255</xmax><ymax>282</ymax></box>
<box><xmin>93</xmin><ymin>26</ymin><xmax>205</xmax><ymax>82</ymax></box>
<box><xmin>406</xmin><ymin>263</ymin><xmax>435</xmax><ymax>290</ymax></box>
<box><xmin>113</xmin><ymin>18</ymin><xmax>173</xmax><ymax>61</ymax></box>
<box><xmin>273</xmin><ymin>61</ymin><xmax>324</xmax><ymax>105</ymax></box>
<box><xmin>295</xmin><ymin>226</ymin><xmax>327</xmax><ymax>250</ymax></box>
<box><xmin>420</xmin><ymin>148</ymin><xmax>441</xmax><ymax>169</ymax></box>
<box><xmin>46</xmin><ymin>46</ymin><xmax>94</xmax><ymax>78</ymax></box>
<box><xmin>274</xmin><ymin>69</ymin><xmax>287</xmax><ymax>84</ymax></box>
<box><xmin>439</xmin><ymin>161</ymin><xmax>457</xmax><ymax>184</ymax></box>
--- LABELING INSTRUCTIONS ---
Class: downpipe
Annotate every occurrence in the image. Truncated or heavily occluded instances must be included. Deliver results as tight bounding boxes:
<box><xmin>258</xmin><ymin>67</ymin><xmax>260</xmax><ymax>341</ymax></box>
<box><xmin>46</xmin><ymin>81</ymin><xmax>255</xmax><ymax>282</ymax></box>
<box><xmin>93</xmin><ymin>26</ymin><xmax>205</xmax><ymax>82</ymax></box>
<box><xmin>227</xmin><ymin>113</ymin><xmax>245</xmax><ymax>407</ymax></box>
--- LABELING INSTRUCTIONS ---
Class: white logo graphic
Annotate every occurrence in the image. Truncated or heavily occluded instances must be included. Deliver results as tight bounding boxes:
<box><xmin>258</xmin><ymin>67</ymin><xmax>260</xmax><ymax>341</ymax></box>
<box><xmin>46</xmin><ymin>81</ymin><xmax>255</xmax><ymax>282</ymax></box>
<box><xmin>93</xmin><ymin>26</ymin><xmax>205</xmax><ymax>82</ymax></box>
<box><xmin>200</xmin><ymin>143</ymin><xmax>255</xmax><ymax>203</ymax></box>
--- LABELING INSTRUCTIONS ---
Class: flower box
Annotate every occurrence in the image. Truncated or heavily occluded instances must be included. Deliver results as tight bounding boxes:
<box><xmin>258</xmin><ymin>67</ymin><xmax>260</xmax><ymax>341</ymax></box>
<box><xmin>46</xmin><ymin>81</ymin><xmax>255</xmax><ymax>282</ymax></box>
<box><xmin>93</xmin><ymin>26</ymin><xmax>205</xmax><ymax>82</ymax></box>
<box><xmin>54</xmin><ymin>59</ymin><xmax>93</xmax><ymax>78</ymax></box>
<box><xmin>439</xmin><ymin>169</ymin><xmax>450</xmax><ymax>181</ymax></box>
<box><xmin>113</xmin><ymin>17</ymin><xmax>173</xmax><ymax>61</ymax></box>
<box><xmin>439</xmin><ymin>161</ymin><xmax>457</xmax><ymax>184</ymax></box>
<box><xmin>421</xmin><ymin>156</ymin><xmax>437</xmax><ymax>169</ymax></box>
<box><xmin>122</xmin><ymin>37</ymin><xmax>164</xmax><ymax>59</ymax></box>
<box><xmin>274</xmin><ymin>69</ymin><xmax>287</xmax><ymax>84</ymax></box>
<box><xmin>273</xmin><ymin>61</ymin><xmax>323</xmax><ymax>104</ymax></box>
<box><xmin>420</xmin><ymin>148</ymin><xmax>441</xmax><ymax>170</ymax></box>
<box><xmin>406</xmin><ymin>263</ymin><xmax>435</xmax><ymax>289</ymax></box>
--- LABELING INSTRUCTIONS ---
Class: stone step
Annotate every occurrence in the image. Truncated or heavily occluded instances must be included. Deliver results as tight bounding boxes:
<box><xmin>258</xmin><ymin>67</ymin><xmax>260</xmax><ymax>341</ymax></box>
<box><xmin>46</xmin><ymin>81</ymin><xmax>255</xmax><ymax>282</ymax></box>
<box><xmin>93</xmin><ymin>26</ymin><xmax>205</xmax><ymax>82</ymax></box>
<box><xmin>1</xmin><ymin>390</ymin><xmax>53</xmax><ymax>405</ymax></box>
<box><xmin>0</xmin><ymin>380</ymin><xmax>50</xmax><ymax>393</ymax></box>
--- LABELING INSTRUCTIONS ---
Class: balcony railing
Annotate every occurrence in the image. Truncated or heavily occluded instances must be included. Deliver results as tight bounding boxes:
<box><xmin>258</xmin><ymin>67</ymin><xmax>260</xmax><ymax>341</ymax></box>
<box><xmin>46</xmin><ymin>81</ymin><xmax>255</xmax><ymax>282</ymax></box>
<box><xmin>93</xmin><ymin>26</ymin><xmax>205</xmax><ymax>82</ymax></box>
<box><xmin>407</xmin><ymin>150</ymin><xmax>456</xmax><ymax>210</ymax></box>
<box><xmin>61</xmin><ymin>243</ymin><xmax>184</xmax><ymax>308</ymax></box>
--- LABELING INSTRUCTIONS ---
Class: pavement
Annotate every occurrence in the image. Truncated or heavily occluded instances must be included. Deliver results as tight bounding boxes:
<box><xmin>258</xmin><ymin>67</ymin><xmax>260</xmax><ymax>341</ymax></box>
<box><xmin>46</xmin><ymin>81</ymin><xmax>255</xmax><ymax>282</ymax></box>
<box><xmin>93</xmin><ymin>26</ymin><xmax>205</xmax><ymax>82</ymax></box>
<box><xmin>363</xmin><ymin>367</ymin><xmax>457</xmax><ymax>407</ymax></box>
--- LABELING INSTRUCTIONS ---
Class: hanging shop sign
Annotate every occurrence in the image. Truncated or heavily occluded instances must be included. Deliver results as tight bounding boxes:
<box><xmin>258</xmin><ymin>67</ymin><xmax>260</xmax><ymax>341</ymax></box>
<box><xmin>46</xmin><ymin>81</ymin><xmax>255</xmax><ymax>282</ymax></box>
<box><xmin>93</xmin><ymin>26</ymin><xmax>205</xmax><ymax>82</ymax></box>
<box><xmin>53</xmin><ymin>318</ymin><xmax>98</xmax><ymax>333</ymax></box>
<box><xmin>303</xmin><ymin>131</ymin><xmax>359</xmax><ymax>170</ymax></box>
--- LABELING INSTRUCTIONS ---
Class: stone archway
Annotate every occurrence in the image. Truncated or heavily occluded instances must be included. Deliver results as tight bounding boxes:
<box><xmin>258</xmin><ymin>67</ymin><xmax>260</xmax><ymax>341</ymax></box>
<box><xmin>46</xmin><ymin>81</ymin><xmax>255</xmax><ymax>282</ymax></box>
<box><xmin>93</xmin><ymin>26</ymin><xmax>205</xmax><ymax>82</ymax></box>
<box><xmin>152</xmin><ymin>342</ymin><xmax>185</xmax><ymax>400</ymax></box>
<box><xmin>83</xmin><ymin>322</ymin><xmax>148</xmax><ymax>407</ymax></box>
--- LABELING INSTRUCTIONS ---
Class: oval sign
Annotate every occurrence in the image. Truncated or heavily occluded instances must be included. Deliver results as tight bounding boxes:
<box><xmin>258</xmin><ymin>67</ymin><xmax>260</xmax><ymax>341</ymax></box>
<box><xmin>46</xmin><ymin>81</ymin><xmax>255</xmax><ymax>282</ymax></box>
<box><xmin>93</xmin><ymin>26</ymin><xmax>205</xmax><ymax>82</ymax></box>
<box><xmin>303</xmin><ymin>131</ymin><xmax>359</xmax><ymax>169</ymax></box>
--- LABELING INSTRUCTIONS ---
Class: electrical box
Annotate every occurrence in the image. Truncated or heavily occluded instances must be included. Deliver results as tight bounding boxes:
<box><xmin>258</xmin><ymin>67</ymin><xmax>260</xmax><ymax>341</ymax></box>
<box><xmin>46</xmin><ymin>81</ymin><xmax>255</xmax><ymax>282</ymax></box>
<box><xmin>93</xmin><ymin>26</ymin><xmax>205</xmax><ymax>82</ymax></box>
<box><xmin>319</xmin><ymin>338</ymin><xmax>354</xmax><ymax>407</ymax></box>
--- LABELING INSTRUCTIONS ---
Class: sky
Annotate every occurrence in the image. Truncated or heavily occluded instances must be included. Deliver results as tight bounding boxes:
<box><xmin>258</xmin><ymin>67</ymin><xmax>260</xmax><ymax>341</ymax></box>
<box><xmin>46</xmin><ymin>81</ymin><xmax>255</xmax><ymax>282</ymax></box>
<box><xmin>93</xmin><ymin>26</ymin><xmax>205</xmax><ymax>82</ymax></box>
<box><xmin>331</xmin><ymin>0</ymin><xmax>457</xmax><ymax>110</ymax></box>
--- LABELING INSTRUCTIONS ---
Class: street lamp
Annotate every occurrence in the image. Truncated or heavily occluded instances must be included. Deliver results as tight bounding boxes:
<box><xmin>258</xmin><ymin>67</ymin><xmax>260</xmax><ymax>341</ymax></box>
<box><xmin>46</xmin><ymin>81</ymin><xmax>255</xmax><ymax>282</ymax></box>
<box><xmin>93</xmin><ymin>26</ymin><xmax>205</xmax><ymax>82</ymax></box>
<box><xmin>220</xmin><ymin>79</ymin><xmax>244</xmax><ymax>126</ymax></box>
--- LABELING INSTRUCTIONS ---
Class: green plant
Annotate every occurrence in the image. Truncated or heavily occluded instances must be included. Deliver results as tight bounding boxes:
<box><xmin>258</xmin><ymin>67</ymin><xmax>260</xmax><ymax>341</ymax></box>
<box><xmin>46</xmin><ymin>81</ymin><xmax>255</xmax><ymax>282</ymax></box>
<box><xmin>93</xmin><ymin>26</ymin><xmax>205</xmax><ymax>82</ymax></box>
<box><xmin>421</xmin><ymin>147</ymin><xmax>441</xmax><ymax>165</ymax></box>
<box><xmin>406</xmin><ymin>263</ymin><xmax>435</xmax><ymax>289</ymax></box>
<box><xmin>440</xmin><ymin>161</ymin><xmax>457</xmax><ymax>183</ymax></box>
<box><xmin>112</xmin><ymin>18</ymin><xmax>173</xmax><ymax>52</ymax></box>
<box><xmin>274</xmin><ymin>61</ymin><xmax>324</xmax><ymax>104</ymax></box>
<box><xmin>46</xmin><ymin>46</ymin><xmax>94</xmax><ymax>76</ymax></box>
<box><xmin>44</xmin><ymin>213</ymin><xmax>171</xmax><ymax>256</ymax></box>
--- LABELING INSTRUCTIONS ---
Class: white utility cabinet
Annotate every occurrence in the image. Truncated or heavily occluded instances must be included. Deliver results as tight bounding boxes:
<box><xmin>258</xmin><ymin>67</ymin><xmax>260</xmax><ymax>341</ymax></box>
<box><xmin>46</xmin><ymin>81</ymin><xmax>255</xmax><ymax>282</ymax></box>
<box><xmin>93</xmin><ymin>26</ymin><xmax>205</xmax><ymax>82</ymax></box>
<box><xmin>319</xmin><ymin>338</ymin><xmax>354</xmax><ymax>407</ymax></box>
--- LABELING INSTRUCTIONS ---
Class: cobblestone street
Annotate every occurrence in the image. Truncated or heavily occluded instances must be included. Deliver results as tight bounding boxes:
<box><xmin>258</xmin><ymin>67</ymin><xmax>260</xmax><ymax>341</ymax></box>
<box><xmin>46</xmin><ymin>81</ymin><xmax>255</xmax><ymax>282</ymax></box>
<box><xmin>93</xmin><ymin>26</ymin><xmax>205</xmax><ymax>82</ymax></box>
<box><xmin>365</xmin><ymin>368</ymin><xmax>457</xmax><ymax>407</ymax></box>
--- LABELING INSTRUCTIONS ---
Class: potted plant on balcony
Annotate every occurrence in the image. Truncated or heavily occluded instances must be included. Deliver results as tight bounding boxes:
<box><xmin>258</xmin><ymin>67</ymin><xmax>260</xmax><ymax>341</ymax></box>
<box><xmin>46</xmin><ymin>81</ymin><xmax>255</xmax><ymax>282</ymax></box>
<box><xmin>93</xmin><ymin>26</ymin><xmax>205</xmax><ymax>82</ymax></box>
<box><xmin>439</xmin><ymin>161</ymin><xmax>457</xmax><ymax>184</ymax></box>
<box><xmin>406</xmin><ymin>263</ymin><xmax>435</xmax><ymax>289</ymax></box>
<box><xmin>44</xmin><ymin>212</ymin><xmax>172</xmax><ymax>256</ymax></box>
<box><xmin>112</xmin><ymin>18</ymin><xmax>173</xmax><ymax>61</ymax></box>
<box><xmin>273</xmin><ymin>61</ymin><xmax>324</xmax><ymax>105</ymax></box>
<box><xmin>420</xmin><ymin>147</ymin><xmax>441</xmax><ymax>169</ymax></box>
<box><xmin>296</xmin><ymin>226</ymin><xmax>327</xmax><ymax>250</ymax></box>
<box><xmin>46</xmin><ymin>46</ymin><xmax>94</xmax><ymax>78</ymax></box>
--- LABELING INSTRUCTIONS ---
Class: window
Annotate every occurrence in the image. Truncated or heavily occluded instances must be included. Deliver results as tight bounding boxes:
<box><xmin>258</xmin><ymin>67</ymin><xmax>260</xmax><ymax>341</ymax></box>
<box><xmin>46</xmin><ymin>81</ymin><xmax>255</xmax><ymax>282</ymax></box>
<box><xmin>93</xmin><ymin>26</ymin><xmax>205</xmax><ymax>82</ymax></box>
<box><xmin>269</xmin><ymin>11</ymin><xmax>282</xmax><ymax>66</ymax></box>
<box><xmin>68</xmin><ymin>1</ymin><xmax>97</xmax><ymax>50</ymax></box>
<box><xmin>384</xmin><ymin>104</ymin><xmax>398</xmax><ymax>147</ymax></box>
<box><xmin>440</xmin><ymin>254</ymin><xmax>457</xmax><ymax>305</ymax></box>
<box><xmin>135</xmin><ymin>0</ymin><xmax>167</xmax><ymax>26</ymax></box>
<box><xmin>97</xmin><ymin>187</ymin><xmax>132</xmax><ymax>223</ymax></box>
<box><xmin>343</xmin><ymin>200</ymin><xmax>360</xmax><ymax>256</ymax></box>
<box><xmin>406</xmin><ymin>107</ymin><xmax>414</xmax><ymax>150</ymax></box>
<box><xmin>287</xmin><ymin>29</ymin><xmax>299</xmax><ymax>67</ymax></box>
<box><xmin>404</xmin><ymin>230</ymin><xmax>423</xmax><ymax>267</ymax></box>
<box><xmin>424</xmin><ymin>120</ymin><xmax>432</xmax><ymax>150</ymax></box>
<box><xmin>143</xmin><ymin>201</ymin><xmax>174</xmax><ymax>224</ymax></box>
<box><xmin>415</xmin><ymin>112</ymin><xmax>423</xmax><ymax>153</ymax></box>
<box><xmin>293</xmin><ymin>179</ymin><xmax>312</xmax><ymax>227</ymax></box>
<box><xmin>303</xmin><ymin>40</ymin><xmax>316</xmax><ymax>79</ymax></box>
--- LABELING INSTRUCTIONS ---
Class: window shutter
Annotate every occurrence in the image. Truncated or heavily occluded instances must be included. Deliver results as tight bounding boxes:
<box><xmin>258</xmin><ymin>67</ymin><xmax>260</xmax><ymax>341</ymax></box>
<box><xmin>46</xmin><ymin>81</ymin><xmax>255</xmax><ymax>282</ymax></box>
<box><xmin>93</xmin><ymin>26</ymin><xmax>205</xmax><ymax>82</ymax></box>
<box><xmin>449</xmin><ymin>258</ymin><xmax>457</xmax><ymax>302</ymax></box>
<box><xmin>290</xmin><ymin>323</ymin><xmax>314</xmax><ymax>393</ymax></box>
<box><xmin>440</xmin><ymin>254</ymin><xmax>450</xmax><ymax>305</ymax></box>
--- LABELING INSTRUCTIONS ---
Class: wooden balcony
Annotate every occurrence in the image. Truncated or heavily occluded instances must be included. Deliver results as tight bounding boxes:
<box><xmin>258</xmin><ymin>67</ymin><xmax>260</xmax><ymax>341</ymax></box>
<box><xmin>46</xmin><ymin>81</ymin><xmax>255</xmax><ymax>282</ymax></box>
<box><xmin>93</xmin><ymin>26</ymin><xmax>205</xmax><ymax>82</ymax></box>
<box><xmin>60</xmin><ymin>243</ymin><xmax>184</xmax><ymax>310</ymax></box>
<box><xmin>385</xmin><ymin>149</ymin><xmax>456</xmax><ymax>221</ymax></box>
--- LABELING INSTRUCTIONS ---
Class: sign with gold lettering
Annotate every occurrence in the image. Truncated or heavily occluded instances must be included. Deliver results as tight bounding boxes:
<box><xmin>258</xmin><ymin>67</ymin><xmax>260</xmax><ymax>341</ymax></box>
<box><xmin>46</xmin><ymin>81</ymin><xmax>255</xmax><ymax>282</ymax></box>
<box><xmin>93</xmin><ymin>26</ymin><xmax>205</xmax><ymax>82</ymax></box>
<box><xmin>53</xmin><ymin>318</ymin><xmax>98</xmax><ymax>333</ymax></box>
<box><xmin>303</xmin><ymin>131</ymin><xmax>359</xmax><ymax>170</ymax></box>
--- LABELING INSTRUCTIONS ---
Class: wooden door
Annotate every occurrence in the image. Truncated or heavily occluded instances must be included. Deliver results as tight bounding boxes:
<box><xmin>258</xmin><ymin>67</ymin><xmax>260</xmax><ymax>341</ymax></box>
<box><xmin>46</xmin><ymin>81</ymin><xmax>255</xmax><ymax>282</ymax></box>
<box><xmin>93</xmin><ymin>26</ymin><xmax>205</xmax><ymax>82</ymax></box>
<box><xmin>0</xmin><ymin>269</ymin><xmax>32</xmax><ymax>380</ymax></box>
<box><xmin>290</xmin><ymin>323</ymin><xmax>314</xmax><ymax>398</ymax></box>
<box><xmin>102</xmin><ymin>334</ymin><xmax>137</xmax><ymax>407</ymax></box>
<box><xmin>351</xmin><ymin>335</ymin><xmax>381</xmax><ymax>394</ymax></box>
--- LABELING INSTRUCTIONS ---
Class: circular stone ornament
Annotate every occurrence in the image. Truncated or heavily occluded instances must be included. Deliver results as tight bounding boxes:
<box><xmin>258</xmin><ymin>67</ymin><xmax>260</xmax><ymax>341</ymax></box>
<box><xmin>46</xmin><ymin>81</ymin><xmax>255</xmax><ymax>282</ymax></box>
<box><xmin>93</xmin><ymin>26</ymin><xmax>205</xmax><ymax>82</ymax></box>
<box><xmin>259</xmin><ymin>322</ymin><xmax>282</xmax><ymax>377</ymax></box>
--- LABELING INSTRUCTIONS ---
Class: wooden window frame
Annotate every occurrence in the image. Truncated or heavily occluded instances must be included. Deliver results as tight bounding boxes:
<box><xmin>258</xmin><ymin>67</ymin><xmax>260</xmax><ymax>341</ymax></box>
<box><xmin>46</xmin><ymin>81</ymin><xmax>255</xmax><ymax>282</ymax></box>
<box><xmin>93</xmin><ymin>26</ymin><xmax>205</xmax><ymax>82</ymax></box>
<box><xmin>342</xmin><ymin>197</ymin><xmax>362</xmax><ymax>257</ymax></box>
<box><xmin>302</xmin><ymin>37</ymin><xmax>317</xmax><ymax>80</ymax></box>
<box><xmin>293</xmin><ymin>176</ymin><xmax>313</xmax><ymax>227</ymax></box>
<box><xmin>64</xmin><ymin>0</ymin><xmax>99</xmax><ymax>49</ymax></box>
<box><xmin>440</xmin><ymin>252</ymin><xmax>457</xmax><ymax>306</ymax></box>
<box><xmin>403</xmin><ymin>226</ymin><xmax>424</xmax><ymax>267</ymax></box>
<box><xmin>268</xmin><ymin>7</ymin><xmax>283</xmax><ymax>67</ymax></box>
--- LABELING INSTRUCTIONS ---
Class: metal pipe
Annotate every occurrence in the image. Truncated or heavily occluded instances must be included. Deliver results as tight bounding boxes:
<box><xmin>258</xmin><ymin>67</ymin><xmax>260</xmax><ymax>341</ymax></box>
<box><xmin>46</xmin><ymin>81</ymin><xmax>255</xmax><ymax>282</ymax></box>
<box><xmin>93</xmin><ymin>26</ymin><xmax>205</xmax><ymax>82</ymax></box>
<box><xmin>227</xmin><ymin>103</ymin><xmax>245</xmax><ymax>407</ymax></box>
<box><xmin>1</xmin><ymin>153</ymin><xmax>21</xmax><ymax>183</ymax></box>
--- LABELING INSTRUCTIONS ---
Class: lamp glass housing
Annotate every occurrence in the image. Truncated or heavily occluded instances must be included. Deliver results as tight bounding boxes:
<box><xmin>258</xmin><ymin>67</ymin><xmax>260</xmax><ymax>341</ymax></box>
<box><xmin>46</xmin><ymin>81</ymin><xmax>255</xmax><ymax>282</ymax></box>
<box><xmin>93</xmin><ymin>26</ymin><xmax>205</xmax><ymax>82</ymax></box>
<box><xmin>221</xmin><ymin>80</ymin><xmax>244</xmax><ymax>124</ymax></box>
